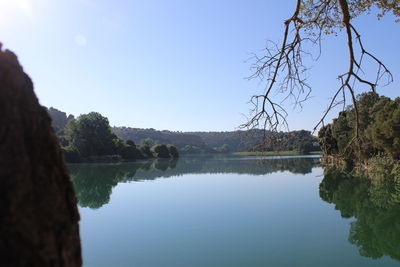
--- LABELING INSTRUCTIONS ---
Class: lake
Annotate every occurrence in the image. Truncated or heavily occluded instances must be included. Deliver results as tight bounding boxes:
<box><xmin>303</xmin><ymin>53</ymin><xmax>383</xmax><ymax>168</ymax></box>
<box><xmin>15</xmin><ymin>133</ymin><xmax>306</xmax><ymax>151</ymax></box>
<box><xmin>69</xmin><ymin>156</ymin><xmax>400</xmax><ymax>267</ymax></box>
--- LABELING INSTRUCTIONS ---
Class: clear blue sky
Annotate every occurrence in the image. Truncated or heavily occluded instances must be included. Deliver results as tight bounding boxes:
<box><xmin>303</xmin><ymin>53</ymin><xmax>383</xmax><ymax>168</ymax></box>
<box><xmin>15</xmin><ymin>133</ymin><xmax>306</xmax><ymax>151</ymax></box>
<box><xmin>1</xmin><ymin>0</ymin><xmax>399</xmax><ymax>131</ymax></box>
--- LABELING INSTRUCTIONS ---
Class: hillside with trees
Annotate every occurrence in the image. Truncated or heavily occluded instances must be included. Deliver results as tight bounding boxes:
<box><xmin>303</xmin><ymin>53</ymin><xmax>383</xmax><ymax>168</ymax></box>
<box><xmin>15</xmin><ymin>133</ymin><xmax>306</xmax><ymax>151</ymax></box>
<box><xmin>249</xmin><ymin>130</ymin><xmax>319</xmax><ymax>154</ymax></box>
<box><xmin>59</xmin><ymin>112</ymin><xmax>179</xmax><ymax>163</ymax></box>
<box><xmin>114</xmin><ymin>127</ymin><xmax>320</xmax><ymax>153</ymax></box>
<box><xmin>188</xmin><ymin>130</ymin><xmax>264</xmax><ymax>152</ymax></box>
<box><xmin>318</xmin><ymin>92</ymin><xmax>400</xmax><ymax>174</ymax></box>
<box><xmin>48</xmin><ymin>107</ymin><xmax>321</xmax><ymax>157</ymax></box>
<box><xmin>113</xmin><ymin>127</ymin><xmax>208</xmax><ymax>151</ymax></box>
<box><xmin>113</xmin><ymin>128</ymin><xmax>265</xmax><ymax>152</ymax></box>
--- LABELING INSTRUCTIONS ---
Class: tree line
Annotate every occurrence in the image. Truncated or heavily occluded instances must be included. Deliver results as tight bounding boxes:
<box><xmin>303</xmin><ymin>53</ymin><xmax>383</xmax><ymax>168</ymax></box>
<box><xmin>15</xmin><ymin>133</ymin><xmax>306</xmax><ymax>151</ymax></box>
<box><xmin>318</xmin><ymin>92</ymin><xmax>400</xmax><ymax>172</ymax></box>
<box><xmin>52</xmin><ymin>111</ymin><xmax>179</xmax><ymax>163</ymax></box>
<box><xmin>250</xmin><ymin>130</ymin><xmax>320</xmax><ymax>153</ymax></box>
<box><xmin>49</xmin><ymin>107</ymin><xmax>321</xmax><ymax>156</ymax></box>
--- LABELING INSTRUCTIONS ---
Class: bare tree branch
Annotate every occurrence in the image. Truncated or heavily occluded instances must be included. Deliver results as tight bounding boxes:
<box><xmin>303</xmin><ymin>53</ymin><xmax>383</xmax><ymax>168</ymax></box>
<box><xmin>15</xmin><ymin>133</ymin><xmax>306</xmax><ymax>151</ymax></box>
<box><xmin>243</xmin><ymin>0</ymin><xmax>393</xmax><ymax>155</ymax></box>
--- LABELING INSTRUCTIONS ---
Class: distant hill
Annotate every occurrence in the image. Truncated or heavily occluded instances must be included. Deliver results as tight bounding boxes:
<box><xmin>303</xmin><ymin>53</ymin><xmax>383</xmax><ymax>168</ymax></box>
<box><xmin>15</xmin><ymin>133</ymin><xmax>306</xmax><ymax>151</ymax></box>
<box><xmin>112</xmin><ymin>128</ymin><xmax>265</xmax><ymax>152</ymax></box>
<box><xmin>188</xmin><ymin>130</ymin><xmax>264</xmax><ymax>152</ymax></box>
<box><xmin>112</xmin><ymin>127</ymin><xmax>208</xmax><ymax>150</ymax></box>
<box><xmin>249</xmin><ymin>130</ymin><xmax>320</xmax><ymax>153</ymax></box>
<box><xmin>47</xmin><ymin>107</ymin><xmax>319</xmax><ymax>153</ymax></box>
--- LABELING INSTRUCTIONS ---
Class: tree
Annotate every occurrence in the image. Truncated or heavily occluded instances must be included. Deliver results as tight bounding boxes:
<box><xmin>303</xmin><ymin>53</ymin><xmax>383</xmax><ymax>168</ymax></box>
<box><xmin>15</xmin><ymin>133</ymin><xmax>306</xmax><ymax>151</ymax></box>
<box><xmin>318</xmin><ymin>124</ymin><xmax>338</xmax><ymax>154</ymax></box>
<box><xmin>250</xmin><ymin>130</ymin><xmax>318</xmax><ymax>152</ymax></box>
<box><xmin>318</xmin><ymin>93</ymin><xmax>400</xmax><ymax>164</ymax></box>
<box><xmin>126</xmin><ymin>139</ymin><xmax>135</xmax><ymax>147</ymax></box>
<box><xmin>151</xmin><ymin>144</ymin><xmax>171</xmax><ymax>158</ymax></box>
<box><xmin>119</xmin><ymin>140</ymin><xmax>143</xmax><ymax>160</ymax></box>
<box><xmin>244</xmin><ymin>0</ymin><xmax>397</xmax><ymax>142</ymax></box>
<box><xmin>138</xmin><ymin>143</ymin><xmax>153</xmax><ymax>158</ymax></box>
<box><xmin>371</xmin><ymin>98</ymin><xmax>400</xmax><ymax>158</ymax></box>
<box><xmin>65</xmin><ymin>112</ymin><xmax>117</xmax><ymax>157</ymax></box>
<box><xmin>167</xmin><ymin>144</ymin><xmax>179</xmax><ymax>158</ymax></box>
<box><xmin>141</xmin><ymin>137</ymin><xmax>155</xmax><ymax>147</ymax></box>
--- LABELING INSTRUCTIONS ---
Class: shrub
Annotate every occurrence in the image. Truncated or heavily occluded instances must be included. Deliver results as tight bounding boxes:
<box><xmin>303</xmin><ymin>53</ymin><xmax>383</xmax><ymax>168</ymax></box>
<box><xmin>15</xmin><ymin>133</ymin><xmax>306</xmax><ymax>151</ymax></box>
<box><xmin>167</xmin><ymin>144</ymin><xmax>179</xmax><ymax>158</ymax></box>
<box><xmin>151</xmin><ymin>144</ymin><xmax>170</xmax><ymax>158</ymax></box>
<box><xmin>138</xmin><ymin>144</ymin><xmax>153</xmax><ymax>158</ymax></box>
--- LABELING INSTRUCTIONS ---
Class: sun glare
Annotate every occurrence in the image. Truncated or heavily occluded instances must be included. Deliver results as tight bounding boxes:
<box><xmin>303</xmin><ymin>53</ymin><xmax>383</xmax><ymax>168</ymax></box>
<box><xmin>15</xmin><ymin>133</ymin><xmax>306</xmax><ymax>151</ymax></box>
<box><xmin>0</xmin><ymin>0</ymin><xmax>33</xmax><ymax>24</ymax></box>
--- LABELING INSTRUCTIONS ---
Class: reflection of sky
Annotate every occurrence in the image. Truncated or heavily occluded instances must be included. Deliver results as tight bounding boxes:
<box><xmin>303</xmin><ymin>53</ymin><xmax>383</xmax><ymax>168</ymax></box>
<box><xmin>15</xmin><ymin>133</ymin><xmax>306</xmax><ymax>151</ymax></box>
<box><xmin>79</xmin><ymin>166</ymin><xmax>398</xmax><ymax>267</ymax></box>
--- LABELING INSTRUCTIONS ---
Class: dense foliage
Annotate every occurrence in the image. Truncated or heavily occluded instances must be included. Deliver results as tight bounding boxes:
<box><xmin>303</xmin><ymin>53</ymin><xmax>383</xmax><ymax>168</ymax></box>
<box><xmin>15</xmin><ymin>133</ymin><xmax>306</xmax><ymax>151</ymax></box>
<box><xmin>250</xmin><ymin>130</ymin><xmax>319</xmax><ymax>153</ymax></box>
<box><xmin>65</xmin><ymin>112</ymin><xmax>118</xmax><ymax>157</ymax></box>
<box><xmin>167</xmin><ymin>144</ymin><xmax>179</xmax><ymax>158</ymax></box>
<box><xmin>151</xmin><ymin>144</ymin><xmax>171</xmax><ymax>158</ymax></box>
<box><xmin>51</xmin><ymin>111</ymin><xmax>178</xmax><ymax>162</ymax></box>
<box><xmin>48</xmin><ymin>107</ymin><xmax>321</xmax><ymax>156</ymax></box>
<box><xmin>189</xmin><ymin>130</ymin><xmax>264</xmax><ymax>152</ymax></box>
<box><xmin>318</xmin><ymin>93</ymin><xmax>400</xmax><ymax>167</ymax></box>
<box><xmin>113</xmin><ymin>127</ymin><xmax>209</xmax><ymax>151</ymax></box>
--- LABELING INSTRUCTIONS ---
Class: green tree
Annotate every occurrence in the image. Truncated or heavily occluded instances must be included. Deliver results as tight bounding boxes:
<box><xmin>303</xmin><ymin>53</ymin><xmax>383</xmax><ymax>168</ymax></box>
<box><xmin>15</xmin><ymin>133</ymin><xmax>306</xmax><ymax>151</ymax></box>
<box><xmin>120</xmin><ymin>140</ymin><xmax>142</xmax><ymax>160</ymax></box>
<box><xmin>151</xmin><ymin>144</ymin><xmax>171</xmax><ymax>158</ymax></box>
<box><xmin>331</xmin><ymin>110</ymin><xmax>354</xmax><ymax>158</ymax></box>
<box><xmin>126</xmin><ymin>140</ymin><xmax>135</xmax><ymax>147</ymax></box>
<box><xmin>318</xmin><ymin>124</ymin><xmax>338</xmax><ymax>155</ymax></box>
<box><xmin>371</xmin><ymin>98</ymin><xmax>400</xmax><ymax>159</ymax></box>
<box><xmin>167</xmin><ymin>144</ymin><xmax>179</xmax><ymax>158</ymax></box>
<box><xmin>318</xmin><ymin>93</ymin><xmax>400</xmax><ymax>165</ymax></box>
<box><xmin>138</xmin><ymin>143</ymin><xmax>153</xmax><ymax>158</ymax></box>
<box><xmin>141</xmin><ymin>137</ymin><xmax>155</xmax><ymax>147</ymax></box>
<box><xmin>64</xmin><ymin>112</ymin><xmax>118</xmax><ymax>157</ymax></box>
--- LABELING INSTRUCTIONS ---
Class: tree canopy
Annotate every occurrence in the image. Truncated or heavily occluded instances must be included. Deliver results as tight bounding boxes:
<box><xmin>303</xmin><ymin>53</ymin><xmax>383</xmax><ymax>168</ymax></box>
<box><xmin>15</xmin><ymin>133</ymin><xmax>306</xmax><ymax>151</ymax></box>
<box><xmin>62</xmin><ymin>112</ymin><xmax>177</xmax><ymax>162</ymax></box>
<box><xmin>318</xmin><ymin>92</ymin><xmax>400</xmax><ymax>165</ymax></box>
<box><xmin>65</xmin><ymin>112</ymin><xmax>117</xmax><ymax>158</ymax></box>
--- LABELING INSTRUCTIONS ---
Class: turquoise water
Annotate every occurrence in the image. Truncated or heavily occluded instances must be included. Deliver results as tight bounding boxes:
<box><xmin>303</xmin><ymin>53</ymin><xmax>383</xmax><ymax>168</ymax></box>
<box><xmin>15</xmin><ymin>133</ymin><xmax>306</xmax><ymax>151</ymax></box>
<box><xmin>69</xmin><ymin>156</ymin><xmax>400</xmax><ymax>267</ymax></box>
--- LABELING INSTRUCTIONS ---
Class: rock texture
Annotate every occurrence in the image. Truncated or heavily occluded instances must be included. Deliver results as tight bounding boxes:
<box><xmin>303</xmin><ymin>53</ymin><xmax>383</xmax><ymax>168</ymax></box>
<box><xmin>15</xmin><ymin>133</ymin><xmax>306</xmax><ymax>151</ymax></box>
<box><xmin>0</xmin><ymin>49</ymin><xmax>82</xmax><ymax>266</ymax></box>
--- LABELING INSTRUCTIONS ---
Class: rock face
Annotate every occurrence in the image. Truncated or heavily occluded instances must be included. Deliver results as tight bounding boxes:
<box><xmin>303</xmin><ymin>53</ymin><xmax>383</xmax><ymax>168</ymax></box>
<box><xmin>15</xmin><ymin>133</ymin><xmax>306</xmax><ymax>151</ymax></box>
<box><xmin>47</xmin><ymin>107</ymin><xmax>75</xmax><ymax>134</ymax></box>
<box><xmin>0</xmin><ymin>49</ymin><xmax>82</xmax><ymax>266</ymax></box>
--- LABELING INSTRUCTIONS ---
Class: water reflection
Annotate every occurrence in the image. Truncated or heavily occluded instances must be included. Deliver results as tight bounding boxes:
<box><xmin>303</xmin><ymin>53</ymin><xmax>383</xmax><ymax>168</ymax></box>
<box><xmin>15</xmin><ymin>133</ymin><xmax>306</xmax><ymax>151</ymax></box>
<box><xmin>319</xmin><ymin>168</ymin><xmax>400</xmax><ymax>261</ymax></box>
<box><xmin>69</xmin><ymin>156</ymin><xmax>319</xmax><ymax>209</ymax></box>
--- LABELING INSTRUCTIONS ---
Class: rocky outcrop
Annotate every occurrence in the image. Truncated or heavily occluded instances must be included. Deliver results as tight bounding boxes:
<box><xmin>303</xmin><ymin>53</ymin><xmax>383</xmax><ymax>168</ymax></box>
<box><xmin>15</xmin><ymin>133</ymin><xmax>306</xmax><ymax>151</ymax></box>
<box><xmin>0</xmin><ymin>48</ymin><xmax>81</xmax><ymax>266</ymax></box>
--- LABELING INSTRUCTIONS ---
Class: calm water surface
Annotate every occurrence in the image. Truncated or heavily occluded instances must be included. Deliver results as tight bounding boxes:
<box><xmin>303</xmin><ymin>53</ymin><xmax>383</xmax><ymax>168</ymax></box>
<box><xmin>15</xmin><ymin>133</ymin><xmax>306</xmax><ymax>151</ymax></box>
<box><xmin>69</xmin><ymin>156</ymin><xmax>400</xmax><ymax>267</ymax></box>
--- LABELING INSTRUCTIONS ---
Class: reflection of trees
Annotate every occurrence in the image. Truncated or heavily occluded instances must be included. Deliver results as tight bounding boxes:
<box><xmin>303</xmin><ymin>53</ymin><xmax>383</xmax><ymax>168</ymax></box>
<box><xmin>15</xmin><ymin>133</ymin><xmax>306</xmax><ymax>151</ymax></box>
<box><xmin>69</xmin><ymin>159</ymin><xmax>181</xmax><ymax>209</ymax></box>
<box><xmin>170</xmin><ymin>156</ymin><xmax>319</xmax><ymax>176</ymax></box>
<box><xmin>320</xmin><ymin>169</ymin><xmax>400</xmax><ymax>261</ymax></box>
<box><xmin>70</xmin><ymin>156</ymin><xmax>319</xmax><ymax>209</ymax></box>
<box><xmin>69</xmin><ymin>164</ymin><xmax>134</xmax><ymax>209</ymax></box>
